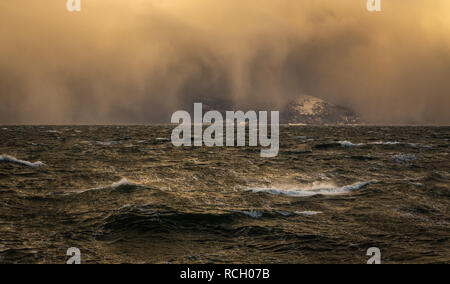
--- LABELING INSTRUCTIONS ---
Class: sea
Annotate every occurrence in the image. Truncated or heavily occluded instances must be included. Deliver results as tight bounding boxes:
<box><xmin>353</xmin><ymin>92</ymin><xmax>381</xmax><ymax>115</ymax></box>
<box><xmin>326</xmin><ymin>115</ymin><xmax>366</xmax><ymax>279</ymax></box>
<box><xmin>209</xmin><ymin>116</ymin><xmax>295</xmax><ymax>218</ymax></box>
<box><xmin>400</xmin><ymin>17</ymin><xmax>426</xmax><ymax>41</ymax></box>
<box><xmin>0</xmin><ymin>126</ymin><xmax>448</xmax><ymax>263</ymax></box>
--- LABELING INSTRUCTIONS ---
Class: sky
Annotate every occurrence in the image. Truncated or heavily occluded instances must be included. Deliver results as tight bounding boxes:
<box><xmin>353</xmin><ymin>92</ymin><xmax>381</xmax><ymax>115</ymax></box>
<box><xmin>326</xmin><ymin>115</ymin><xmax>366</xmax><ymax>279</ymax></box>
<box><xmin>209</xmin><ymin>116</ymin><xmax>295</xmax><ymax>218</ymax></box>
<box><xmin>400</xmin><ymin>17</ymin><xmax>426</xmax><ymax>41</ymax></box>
<box><xmin>1</xmin><ymin>0</ymin><xmax>449</xmax><ymax>124</ymax></box>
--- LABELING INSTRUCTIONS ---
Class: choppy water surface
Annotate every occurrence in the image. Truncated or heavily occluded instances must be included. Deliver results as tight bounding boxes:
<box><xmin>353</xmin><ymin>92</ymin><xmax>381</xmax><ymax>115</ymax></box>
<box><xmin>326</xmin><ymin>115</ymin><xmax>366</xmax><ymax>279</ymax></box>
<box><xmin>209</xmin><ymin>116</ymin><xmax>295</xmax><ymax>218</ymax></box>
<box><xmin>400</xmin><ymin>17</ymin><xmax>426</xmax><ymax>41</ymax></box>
<box><xmin>0</xmin><ymin>126</ymin><xmax>449</xmax><ymax>264</ymax></box>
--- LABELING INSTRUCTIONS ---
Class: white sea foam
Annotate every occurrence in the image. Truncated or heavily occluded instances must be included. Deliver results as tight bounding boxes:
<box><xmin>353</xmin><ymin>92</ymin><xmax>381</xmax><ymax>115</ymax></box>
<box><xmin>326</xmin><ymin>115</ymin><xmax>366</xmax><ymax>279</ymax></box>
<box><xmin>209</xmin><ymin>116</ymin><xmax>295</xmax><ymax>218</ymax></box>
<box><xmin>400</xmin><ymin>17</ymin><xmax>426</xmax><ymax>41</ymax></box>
<box><xmin>339</xmin><ymin>141</ymin><xmax>364</xmax><ymax>147</ymax></box>
<box><xmin>0</xmin><ymin>155</ymin><xmax>45</xmax><ymax>168</ymax></box>
<box><xmin>119</xmin><ymin>204</ymin><xmax>136</xmax><ymax>210</ymax></box>
<box><xmin>111</xmin><ymin>178</ymin><xmax>136</xmax><ymax>189</ymax></box>
<box><xmin>371</xmin><ymin>141</ymin><xmax>401</xmax><ymax>145</ymax></box>
<box><xmin>247</xmin><ymin>181</ymin><xmax>374</xmax><ymax>197</ymax></box>
<box><xmin>339</xmin><ymin>140</ymin><xmax>431</xmax><ymax>149</ymax></box>
<box><xmin>295</xmin><ymin>211</ymin><xmax>323</xmax><ymax>216</ymax></box>
<box><xmin>75</xmin><ymin>178</ymin><xmax>142</xmax><ymax>194</ymax></box>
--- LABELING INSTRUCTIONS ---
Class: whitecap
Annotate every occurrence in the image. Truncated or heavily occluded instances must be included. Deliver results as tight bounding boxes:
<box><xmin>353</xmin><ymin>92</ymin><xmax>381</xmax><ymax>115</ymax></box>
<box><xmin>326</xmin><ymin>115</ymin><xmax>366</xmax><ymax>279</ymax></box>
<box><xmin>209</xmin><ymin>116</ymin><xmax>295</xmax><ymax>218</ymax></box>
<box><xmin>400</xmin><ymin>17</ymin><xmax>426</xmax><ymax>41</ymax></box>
<box><xmin>295</xmin><ymin>211</ymin><xmax>322</xmax><ymax>216</ymax></box>
<box><xmin>247</xmin><ymin>181</ymin><xmax>374</xmax><ymax>197</ymax></box>
<box><xmin>46</xmin><ymin>130</ymin><xmax>62</xmax><ymax>134</ymax></box>
<box><xmin>370</xmin><ymin>141</ymin><xmax>431</xmax><ymax>148</ymax></box>
<box><xmin>370</xmin><ymin>141</ymin><xmax>401</xmax><ymax>145</ymax></box>
<box><xmin>74</xmin><ymin>178</ymin><xmax>143</xmax><ymax>194</ymax></box>
<box><xmin>111</xmin><ymin>178</ymin><xmax>137</xmax><ymax>189</ymax></box>
<box><xmin>339</xmin><ymin>141</ymin><xmax>364</xmax><ymax>147</ymax></box>
<box><xmin>393</xmin><ymin>154</ymin><xmax>417</xmax><ymax>163</ymax></box>
<box><xmin>338</xmin><ymin>141</ymin><xmax>411</xmax><ymax>147</ymax></box>
<box><xmin>0</xmin><ymin>155</ymin><xmax>45</xmax><ymax>168</ymax></box>
<box><xmin>96</xmin><ymin>141</ymin><xmax>119</xmax><ymax>146</ymax></box>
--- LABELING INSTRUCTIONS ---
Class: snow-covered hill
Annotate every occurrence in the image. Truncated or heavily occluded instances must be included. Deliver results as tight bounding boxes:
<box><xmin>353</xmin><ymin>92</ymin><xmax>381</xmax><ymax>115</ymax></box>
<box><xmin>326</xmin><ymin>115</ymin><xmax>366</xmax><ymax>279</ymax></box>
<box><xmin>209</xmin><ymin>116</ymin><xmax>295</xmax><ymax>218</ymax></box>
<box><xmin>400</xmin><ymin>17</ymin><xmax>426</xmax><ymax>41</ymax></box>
<box><xmin>281</xmin><ymin>95</ymin><xmax>361</xmax><ymax>125</ymax></box>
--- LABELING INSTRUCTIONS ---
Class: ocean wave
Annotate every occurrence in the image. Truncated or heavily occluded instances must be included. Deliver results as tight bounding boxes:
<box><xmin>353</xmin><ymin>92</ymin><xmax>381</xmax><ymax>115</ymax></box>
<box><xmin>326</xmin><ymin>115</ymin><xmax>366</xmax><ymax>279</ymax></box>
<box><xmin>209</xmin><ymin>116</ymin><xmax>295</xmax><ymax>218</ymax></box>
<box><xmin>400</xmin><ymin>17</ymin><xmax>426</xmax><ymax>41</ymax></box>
<box><xmin>0</xmin><ymin>155</ymin><xmax>45</xmax><ymax>168</ymax></box>
<box><xmin>297</xmin><ymin>136</ymin><xmax>315</xmax><ymax>142</ymax></box>
<box><xmin>96</xmin><ymin>141</ymin><xmax>120</xmax><ymax>146</ymax></box>
<box><xmin>274</xmin><ymin>210</ymin><xmax>292</xmax><ymax>217</ymax></box>
<box><xmin>246</xmin><ymin>181</ymin><xmax>374</xmax><ymax>197</ymax></box>
<box><xmin>110</xmin><ymin>178</ymin><xmax>139</xmax><ymax>189</ymax></box>
<box><xmin>340</xmin><ymin>141</ymin><xmax>401</xmax><ymax>147</ymax></box>
<box><xmin>393</xmin><ymin>154</ymin><xmax>417</xmax><ymax>163</ymax></box>
<box><xmin>318</xmin><ymin>141</ymin><xmax>432</xmax><ymax>149</ymax></box>
<box><xmin>371</xmin><ymin>141</ymin><xmax>401</xmax><ymax>145</ymax></box>
<box><xmin>101</xmin><ymin>206</ymin><xmax>235</xmax><ymax>235</ymax></box>
<box><xmin>74</xmin><ymin>178</ymin><xmax>143</xmax><ymax>194</ymax></box>
<box><xmin>339</xmin><ymin>141</ymin><xmax>364</xmax><ymax>147</ymax></box>
<box><xmin>99</xmin><ymin>205</ymin><xmax>301</xmax><ymax>240</ymax></box>
<box><xmin>295</xmin><ymin>211</ymin><xmax>323</xmax><ymax>216</ymax></box>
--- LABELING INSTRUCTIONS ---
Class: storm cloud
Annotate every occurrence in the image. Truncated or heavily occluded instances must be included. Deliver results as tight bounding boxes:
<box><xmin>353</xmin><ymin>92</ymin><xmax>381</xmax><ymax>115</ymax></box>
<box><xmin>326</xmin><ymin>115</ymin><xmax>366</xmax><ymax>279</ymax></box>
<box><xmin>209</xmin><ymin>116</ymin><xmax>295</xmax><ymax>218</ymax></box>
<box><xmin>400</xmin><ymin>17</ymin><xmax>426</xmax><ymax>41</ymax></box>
<box><xmin>1</xmin><ymin>0</ymin><xmax>449</xmax><ymax>124</ymax></box>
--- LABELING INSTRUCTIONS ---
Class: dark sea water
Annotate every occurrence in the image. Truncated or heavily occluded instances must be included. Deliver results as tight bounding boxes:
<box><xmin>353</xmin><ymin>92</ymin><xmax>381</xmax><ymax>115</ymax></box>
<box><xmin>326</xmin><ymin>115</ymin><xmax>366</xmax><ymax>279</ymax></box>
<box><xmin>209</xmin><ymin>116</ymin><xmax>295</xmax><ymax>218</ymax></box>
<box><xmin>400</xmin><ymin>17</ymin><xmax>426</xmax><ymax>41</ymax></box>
<box><xmin>0</xmin><ymin>126</ymin><xmax>449</xmax><ymax>264</ymax></box>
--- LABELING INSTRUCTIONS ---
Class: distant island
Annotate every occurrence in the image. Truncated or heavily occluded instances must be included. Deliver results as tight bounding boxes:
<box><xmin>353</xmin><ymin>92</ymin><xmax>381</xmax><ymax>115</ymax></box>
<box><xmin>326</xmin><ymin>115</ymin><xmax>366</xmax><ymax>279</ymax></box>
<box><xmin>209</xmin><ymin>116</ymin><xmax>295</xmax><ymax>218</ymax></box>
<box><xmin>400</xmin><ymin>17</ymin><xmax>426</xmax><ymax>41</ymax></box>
<box><xmin>281</xmin><ymin>95</ymin><xmax>361</xmax><ymax>125</ymax></box>
<box><xmin>192</xmin><ymin>95</ymin><xmax>361</xmax><ymax>125</ymax></box>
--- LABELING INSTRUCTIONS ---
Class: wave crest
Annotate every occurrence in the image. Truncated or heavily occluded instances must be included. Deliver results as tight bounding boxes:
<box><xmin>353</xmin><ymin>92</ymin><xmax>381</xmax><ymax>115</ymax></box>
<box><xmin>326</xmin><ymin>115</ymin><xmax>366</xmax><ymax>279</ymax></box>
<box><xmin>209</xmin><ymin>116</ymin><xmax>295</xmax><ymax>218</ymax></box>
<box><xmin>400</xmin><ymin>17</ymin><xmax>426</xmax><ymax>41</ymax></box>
<box><xmin>247</xmin><ymin>181</ymin><xmax>375</xmax><ymax>197</ymax></box>
<box><xmin>0</xmin><ymin>155</ymin><xmax>45</xmax><ymax>168</ymax></box>
<box><xmin>74</xmin><ymin>178</ymin><xmax>144</xmax><ymax>194</ymax></box>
